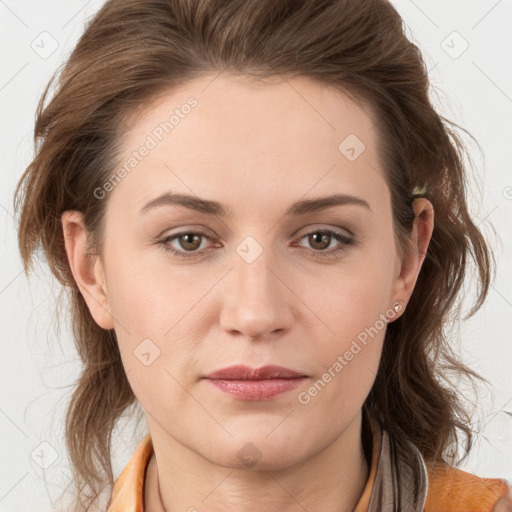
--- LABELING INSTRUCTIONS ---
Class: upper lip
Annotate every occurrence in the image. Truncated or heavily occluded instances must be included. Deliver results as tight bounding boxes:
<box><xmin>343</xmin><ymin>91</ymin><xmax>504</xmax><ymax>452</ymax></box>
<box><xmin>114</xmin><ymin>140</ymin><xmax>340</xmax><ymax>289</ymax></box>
<box><xmin>204</xmin><ymin>365</ymin><xmax>307</xmax><ymax>380</ymax></box>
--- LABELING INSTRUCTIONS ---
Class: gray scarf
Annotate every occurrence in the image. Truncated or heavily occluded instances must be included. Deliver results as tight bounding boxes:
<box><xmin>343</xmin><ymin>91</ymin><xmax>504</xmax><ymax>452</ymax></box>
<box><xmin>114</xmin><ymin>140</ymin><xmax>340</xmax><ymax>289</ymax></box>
<box><xmin>367</xmin><ymin>419</ymin><xmax>429</xmax><ymax>512</ymax></box>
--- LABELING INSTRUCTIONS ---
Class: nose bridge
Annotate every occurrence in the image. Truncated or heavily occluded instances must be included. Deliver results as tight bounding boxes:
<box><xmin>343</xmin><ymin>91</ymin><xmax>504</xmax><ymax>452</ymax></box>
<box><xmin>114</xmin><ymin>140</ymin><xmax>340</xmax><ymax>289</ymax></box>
<box><xmin>220</xmin><ymin>234</ymin><xmax>290</xmax><ymax>338</ymax></box>
<box><xmin>233</xmin><ymin>235</ymin><xmax>280</xmax><ymax>304</ymax></box>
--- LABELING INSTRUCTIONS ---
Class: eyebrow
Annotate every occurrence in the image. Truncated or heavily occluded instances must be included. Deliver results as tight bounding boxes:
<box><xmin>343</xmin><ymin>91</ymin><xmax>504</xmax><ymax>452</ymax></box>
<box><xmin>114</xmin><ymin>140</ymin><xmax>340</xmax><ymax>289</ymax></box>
<box><xmin>139</xmin><ymin>191</ymin><xmax>371</xmax><ymax>216</ymax></box>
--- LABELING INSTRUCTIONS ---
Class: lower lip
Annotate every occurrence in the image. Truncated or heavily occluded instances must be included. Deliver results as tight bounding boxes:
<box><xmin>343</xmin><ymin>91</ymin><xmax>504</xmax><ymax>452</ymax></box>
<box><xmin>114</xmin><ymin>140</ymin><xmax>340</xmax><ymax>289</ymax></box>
<box><xmin>205</xmin><ymin>377</ymin><xmax>307</xmax><ymax>400</ymax></box>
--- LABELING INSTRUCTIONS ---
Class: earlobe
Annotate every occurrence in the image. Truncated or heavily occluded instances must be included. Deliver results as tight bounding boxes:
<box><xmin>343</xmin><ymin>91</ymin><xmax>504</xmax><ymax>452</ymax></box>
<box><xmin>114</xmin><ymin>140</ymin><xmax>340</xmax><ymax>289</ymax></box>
<box><xmin>391</xmin><ymin>198</ymin><xmax>434</xmax><ymax>311</ymax></box>
<box><xmin>61</xmin><ymin>210</ymin><xmax>115</xmax><ymax>330</ymax></box>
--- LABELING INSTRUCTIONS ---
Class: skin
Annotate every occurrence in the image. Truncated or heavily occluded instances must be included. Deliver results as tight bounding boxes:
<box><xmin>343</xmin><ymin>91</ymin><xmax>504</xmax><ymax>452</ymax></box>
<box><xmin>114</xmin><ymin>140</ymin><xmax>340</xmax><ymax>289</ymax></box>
<box><xmin>62</xmin><ymin>73</ymin><xmax>434</xmax><ymax>512</ymax></box>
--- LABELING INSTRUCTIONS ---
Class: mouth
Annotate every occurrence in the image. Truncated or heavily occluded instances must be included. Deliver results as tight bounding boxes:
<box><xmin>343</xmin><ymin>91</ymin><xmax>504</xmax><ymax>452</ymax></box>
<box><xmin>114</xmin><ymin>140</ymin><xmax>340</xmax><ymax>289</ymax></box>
<box><xmin>204</xmin><ymin>364</ymin><xmax>307</xmax><ymax>380</ymax></box>
<box><xmin>203</xmin><ymin>364</ymin><xmax>308</xmax><ymax>400</ymax></box>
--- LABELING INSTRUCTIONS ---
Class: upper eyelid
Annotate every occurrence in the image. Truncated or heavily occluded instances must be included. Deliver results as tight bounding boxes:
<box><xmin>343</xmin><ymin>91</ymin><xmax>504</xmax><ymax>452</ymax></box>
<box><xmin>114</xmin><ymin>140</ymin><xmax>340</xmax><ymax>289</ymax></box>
<box><xmin>293</xmin><ymin>224</ymin><xmax>354</xmax><ymax>238</ymax></box>
<box><xmin>160</xmin><ymin>223</ymin><xmax>354</xmax><ymax>238</ymax></box>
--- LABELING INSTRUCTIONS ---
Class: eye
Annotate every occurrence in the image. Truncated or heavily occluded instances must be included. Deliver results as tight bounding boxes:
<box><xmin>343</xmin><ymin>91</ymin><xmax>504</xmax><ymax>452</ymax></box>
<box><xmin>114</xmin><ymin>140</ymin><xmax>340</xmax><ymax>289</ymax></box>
<box><xmin>157</xmin><ymin>227</ymin><xmax>356</xmax><ymax>260</ymax></box>
<box><xmin>158</xmin><ymin>231</ymin><xmax>214</xmax><ymax>259</ymax></box>
<box><xmin>295</xmin><ymin>229</ymin><xmax>355</xmax><ymax>259</ymax></box>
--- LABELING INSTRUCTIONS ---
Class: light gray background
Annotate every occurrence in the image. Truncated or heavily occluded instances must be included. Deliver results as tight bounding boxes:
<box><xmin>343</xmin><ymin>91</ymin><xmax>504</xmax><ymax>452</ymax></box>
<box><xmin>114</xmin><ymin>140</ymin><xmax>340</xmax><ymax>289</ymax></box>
<box><xmin>1</xmin><ymin>1</ymin><xmax>511</xmax><ymax>510</ymax></box>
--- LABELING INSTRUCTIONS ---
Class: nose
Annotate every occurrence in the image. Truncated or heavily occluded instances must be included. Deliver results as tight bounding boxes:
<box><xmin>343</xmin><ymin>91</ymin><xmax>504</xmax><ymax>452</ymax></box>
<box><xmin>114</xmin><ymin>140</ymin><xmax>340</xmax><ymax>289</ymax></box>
<box><xmin>219</xmin><ymin>244</ymin><xmax>294</xmax><ymax>341</ymax></box>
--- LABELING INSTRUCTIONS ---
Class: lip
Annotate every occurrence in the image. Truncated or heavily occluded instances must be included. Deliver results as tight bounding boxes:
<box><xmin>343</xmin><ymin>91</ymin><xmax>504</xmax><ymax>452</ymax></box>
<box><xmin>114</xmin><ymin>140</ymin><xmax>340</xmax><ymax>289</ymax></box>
<box><xmin>204</xmin><ymin>364</ymin><xmax>307</xmax><ymax>380</ymax></box>
<box><xmin>203</xmin><ymin>365</ymin><xmax>308</xmax><ymax>401</ymax></box>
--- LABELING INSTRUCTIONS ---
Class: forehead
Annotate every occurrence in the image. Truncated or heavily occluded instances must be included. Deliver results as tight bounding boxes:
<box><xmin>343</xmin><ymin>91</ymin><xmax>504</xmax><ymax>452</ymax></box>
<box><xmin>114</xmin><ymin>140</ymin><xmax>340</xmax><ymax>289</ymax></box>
<box><xmin>110</xmin><ymin>73</ymin><xmax>387</xmax><ymax>213</ymax></box>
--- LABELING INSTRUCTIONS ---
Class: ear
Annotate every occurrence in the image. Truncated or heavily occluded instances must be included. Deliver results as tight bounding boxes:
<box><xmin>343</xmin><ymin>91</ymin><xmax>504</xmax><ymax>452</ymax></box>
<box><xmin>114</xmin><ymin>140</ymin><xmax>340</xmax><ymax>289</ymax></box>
<box><xmin>390</xmin><ymin>198</ymin><xmax>434</xmax><ymax>316</ymax></box>
<box><xmin>61</xmin><ymin>210</ymin><xmax>115</xmax><ymax>330</ymax></box>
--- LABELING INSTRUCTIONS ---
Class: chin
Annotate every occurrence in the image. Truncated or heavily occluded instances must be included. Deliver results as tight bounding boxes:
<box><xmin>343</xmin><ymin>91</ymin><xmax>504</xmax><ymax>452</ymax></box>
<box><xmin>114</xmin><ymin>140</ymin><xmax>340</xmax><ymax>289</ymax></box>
<box><xmin>203</xmin><ymin>434</ymin><xmax>309</xmax><ymax>472</ymax></box>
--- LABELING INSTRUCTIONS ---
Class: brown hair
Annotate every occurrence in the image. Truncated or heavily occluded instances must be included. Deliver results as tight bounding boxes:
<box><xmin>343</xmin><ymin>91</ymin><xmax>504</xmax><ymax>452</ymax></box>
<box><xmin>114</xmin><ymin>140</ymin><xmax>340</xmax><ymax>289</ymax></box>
<box><xmin>13</xmin><ymin>0</ymin><xmax>495</xmax><ymax>510</ymax></box>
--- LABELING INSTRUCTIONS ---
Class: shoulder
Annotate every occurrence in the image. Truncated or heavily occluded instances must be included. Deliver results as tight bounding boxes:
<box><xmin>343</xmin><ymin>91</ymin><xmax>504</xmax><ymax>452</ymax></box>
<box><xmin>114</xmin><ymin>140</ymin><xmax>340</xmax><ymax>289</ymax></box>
<box><xmin>425</xmin><ymin>463</ymin><xmax>511</xmax><ymax>512</ymax></box>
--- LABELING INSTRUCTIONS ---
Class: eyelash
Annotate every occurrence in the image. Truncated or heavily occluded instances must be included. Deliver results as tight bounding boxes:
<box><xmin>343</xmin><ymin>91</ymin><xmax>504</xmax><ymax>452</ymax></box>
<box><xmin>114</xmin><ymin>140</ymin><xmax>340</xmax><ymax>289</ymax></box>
<box><xmin>157</xmin><ymin>228</ymin><xmax>355</xmax><ymax>260</ymax></box>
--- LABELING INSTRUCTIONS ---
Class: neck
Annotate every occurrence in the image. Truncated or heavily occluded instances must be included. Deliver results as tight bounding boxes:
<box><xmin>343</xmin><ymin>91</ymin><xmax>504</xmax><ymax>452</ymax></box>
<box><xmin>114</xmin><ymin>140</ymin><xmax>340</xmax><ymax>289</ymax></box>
<box><xmin>145</xmin><ymin>412</ymin><xmax>370</xmax><ymax>512</ymax></box>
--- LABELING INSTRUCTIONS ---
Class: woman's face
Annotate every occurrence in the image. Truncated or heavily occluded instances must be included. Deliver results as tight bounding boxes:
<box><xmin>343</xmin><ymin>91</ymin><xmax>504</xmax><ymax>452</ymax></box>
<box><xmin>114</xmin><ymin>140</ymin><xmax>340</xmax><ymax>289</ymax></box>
<box><xmin>65</xmin><ymin>73</ymin><xmax>430</xmax><ymax>469</ymax></box>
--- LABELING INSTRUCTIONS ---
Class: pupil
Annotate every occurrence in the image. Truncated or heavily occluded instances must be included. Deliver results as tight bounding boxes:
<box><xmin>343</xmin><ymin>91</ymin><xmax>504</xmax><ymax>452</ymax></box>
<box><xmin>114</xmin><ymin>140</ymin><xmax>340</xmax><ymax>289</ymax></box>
<box><xmin>182</xmin><ymin>234</ymin><xmax>199</xmax><ymax>249</ymax></box>
<box><xmin>311</xmin><ymin>232</ymin><xmax>329</xmax><ymax>249</ymax></box>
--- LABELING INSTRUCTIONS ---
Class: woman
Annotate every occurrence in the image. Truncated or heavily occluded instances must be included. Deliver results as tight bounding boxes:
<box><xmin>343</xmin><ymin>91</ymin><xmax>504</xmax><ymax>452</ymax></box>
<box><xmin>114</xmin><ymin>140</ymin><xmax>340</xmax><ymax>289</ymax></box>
<box><xmin>13</xmin><ymin>0</ymin><xmax>512</xmax><ymax>510</ymax></box>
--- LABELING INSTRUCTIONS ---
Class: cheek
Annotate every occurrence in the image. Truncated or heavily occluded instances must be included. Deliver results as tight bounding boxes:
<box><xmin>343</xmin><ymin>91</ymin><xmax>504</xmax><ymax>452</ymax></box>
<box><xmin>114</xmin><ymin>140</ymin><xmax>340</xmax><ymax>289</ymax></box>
<box><xmin>300</xmin><ymin>291</ymin><xmax>387</xmax><ymax>418</ymax></box>
<box><xmin>300</xmin><ymin>249</ymin><xmax>395</xmax><ymax>397</ymax></box>
<box><xmin>311</xmin><ymin>249</ymin><xmax>396</xmax><ymax>333</ymax></box>
<box><xmin>100</xmin><ymin>252</ymin><xmax>188</xmax><ymax>396</ymax></box>
<box><xmin>104</xmin><ymin>244</ymin><xmax>204</xmax><ymax>335</ymax></box>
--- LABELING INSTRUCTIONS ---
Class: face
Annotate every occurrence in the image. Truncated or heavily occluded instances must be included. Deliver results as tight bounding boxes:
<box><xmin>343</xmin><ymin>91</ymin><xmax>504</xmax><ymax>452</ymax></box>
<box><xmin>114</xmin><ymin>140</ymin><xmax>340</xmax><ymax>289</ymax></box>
<box><xmin>66</xmin><ymin>73</ymin><xmax>424</xmax><ymax>470</ymax></box>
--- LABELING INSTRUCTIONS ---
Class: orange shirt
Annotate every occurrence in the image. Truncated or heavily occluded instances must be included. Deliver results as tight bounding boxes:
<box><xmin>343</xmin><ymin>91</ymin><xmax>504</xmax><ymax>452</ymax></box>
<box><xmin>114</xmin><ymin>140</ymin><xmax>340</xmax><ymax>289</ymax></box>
<box><xmin>107</xmin><ymin>429</ymin><xmax>510</xmax><ymax>512</ymax></box>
